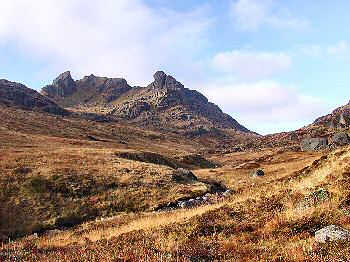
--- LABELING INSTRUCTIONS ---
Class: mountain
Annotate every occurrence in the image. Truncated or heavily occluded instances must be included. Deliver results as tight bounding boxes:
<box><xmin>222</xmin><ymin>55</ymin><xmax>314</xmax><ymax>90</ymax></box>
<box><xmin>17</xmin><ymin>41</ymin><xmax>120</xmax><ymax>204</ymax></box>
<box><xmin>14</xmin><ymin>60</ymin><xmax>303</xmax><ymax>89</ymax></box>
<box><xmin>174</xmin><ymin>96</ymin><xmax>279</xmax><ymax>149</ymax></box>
<box><xmin>41</xmin><ymin>71</ymin><xmax>251</xmax><ymax>133</ymax></box>
<box><xmin>313</xmin><ymin>102</ymin><xmax>350</xmax><ymax>129</ymax></box>
<box><xmin>41</xmin><ymin>71</ymin><xmax>132</xmax><ymax>107</ymax></box>
<box><xmin>0</xmin><ymin>79</ymin><xmax>67</xmax><ymax>115</ymax></box>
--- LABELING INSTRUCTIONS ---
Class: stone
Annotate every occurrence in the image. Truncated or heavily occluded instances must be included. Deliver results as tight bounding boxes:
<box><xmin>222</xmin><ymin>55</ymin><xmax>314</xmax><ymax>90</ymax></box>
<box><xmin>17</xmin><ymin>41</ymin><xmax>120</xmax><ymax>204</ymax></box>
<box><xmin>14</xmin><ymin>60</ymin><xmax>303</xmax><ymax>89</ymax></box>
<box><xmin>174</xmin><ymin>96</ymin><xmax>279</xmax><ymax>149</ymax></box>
<box><xmin>222</xmin><ymin>189</ymin><xmax>233</xmax><ymax>197</ymax></box>
<box><xmin>300</xmin><ymin>138</ymin><xmax>328</xmax><ymax>151</ymax></box>
<box><xmin>331</xmin><ymin>132</ymin><xmax>350</xmax><ymax>147</ymax></box>
<box><xmin>172</xmin><ymin>168</ymin><xmax>197</xmax><ymax>182</ymax></box>
<box><xmin>315</xmin><ymin>225</ymin><xmax>350</xmax><ymax>243</ymax></box>
<box><xmin>251</xmin><ymin>169</ymin><xmax>265</xmax><ymax>177</ymax></box>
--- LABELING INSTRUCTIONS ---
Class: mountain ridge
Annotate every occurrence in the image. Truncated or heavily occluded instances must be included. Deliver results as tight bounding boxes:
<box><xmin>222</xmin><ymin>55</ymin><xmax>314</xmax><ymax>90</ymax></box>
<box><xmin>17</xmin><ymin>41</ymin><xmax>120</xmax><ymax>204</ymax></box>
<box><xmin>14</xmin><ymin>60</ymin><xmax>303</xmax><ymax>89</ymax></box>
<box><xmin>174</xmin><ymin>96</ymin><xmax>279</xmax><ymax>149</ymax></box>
<box><xmin>41</xmin><ymin>71</ymin><xmax>252</xmax><ymax>133</ymax></box>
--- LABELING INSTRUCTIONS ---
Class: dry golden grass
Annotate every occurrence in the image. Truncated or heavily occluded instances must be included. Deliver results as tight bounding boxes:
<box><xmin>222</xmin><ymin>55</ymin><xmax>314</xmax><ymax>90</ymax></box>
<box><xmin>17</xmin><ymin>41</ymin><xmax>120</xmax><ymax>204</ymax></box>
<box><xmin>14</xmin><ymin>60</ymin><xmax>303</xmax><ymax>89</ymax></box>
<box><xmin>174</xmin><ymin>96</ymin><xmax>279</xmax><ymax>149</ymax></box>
<box><xmin>1</xmin><ymin>105</ymin><xmax>350</xmax><ymax>261</ymax></box>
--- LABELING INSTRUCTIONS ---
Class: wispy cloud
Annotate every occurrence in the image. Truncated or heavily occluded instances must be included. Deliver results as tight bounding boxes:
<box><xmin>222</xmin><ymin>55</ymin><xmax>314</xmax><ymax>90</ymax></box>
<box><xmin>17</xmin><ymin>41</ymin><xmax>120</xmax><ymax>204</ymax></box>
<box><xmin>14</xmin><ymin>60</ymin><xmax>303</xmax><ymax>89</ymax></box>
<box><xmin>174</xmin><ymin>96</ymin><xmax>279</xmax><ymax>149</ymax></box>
<box><xmin>327</xmin><ymin>41</ymin><xmax>350</xmax><ymax>55</ymax></box>
<box><xmin>0</xmin><ymin>0</ymin><xmax>211</xmax><ymax>85</ymax></box>
<box><xmin>230</xmin><ymin>0</ymin><xmax>310</xmax><ymax>32</ymax></box>
<box><xmin>202</xmin><ymin>80</ymin><xmax>327</xmax><ymax>134</ymax></box>
<box><xmin>212</xmin><ymin>50</ymin><xmax>291</xmax><ymax>80</ymax></box>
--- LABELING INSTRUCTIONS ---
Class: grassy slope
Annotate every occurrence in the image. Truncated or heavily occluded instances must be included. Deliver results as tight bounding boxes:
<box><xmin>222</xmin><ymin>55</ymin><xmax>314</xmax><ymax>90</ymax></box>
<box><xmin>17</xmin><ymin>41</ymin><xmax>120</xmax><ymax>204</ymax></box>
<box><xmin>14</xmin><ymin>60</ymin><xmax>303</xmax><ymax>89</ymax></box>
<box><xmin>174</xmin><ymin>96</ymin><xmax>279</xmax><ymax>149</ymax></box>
<box><xmin>13</xmin><ymin>147</ymin><xmax>348</xmax><ymax>261</ymax></box>
<box><xmin>1</xmin><ymin>105</ymin><xmax>350</xmax><ymax>261</ymax></box>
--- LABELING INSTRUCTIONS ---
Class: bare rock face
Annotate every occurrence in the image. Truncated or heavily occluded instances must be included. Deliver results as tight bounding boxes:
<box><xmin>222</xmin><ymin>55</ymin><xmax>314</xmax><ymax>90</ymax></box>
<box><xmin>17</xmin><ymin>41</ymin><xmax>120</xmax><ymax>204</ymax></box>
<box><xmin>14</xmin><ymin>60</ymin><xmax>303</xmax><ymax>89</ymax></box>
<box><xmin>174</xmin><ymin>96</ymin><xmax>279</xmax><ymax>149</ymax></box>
<box><xmin>0</xmin><ymin>79</ymin><xmax>67</xmax><ymax>115</ymax></box>
<box><xmin>300</xmin><ymin>138</ymin><xmax>328</xmax><ymax>151</ymax></box>
<box><xmin>315</xmin><ymin>225</ymin><xmax>350</xmax><ymax>243</ymax></box>
<box><xmin>42</xmin><ymin>71</ymin><xmax>76</xmax><ymax>97</ymax></box>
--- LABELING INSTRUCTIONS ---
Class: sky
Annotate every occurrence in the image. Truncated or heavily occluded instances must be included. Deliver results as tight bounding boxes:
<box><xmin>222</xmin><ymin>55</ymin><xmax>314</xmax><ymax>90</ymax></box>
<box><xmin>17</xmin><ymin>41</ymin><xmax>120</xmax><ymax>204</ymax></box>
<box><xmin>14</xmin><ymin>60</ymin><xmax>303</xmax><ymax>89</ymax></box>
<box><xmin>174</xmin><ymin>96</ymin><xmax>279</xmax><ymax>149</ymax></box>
<box><xmin>0</xmin><ymin>0</ymin><xmax>350</xmax><ymax>134</ymax></box>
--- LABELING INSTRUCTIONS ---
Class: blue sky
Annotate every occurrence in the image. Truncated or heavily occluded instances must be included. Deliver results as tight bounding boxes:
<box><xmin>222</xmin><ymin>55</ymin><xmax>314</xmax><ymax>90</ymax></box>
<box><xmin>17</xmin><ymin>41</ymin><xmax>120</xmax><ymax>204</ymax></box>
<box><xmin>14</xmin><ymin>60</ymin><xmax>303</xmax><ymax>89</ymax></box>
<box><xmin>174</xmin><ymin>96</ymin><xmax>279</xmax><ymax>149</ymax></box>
<box><xmin>1</xmin><ymin>0</ymin><xmax>350</xmax><ymax>134</ymax></box>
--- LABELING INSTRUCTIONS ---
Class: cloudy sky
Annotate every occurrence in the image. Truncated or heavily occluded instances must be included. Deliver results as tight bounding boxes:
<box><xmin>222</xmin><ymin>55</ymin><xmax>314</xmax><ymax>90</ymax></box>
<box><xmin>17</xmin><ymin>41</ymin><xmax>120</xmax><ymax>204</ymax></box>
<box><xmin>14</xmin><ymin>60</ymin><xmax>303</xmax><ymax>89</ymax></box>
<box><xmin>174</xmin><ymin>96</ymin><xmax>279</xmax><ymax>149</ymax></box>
<box><xmin>1</xmin><ymin>0</ymin><xmax>350</xmax><ymax>134</ymax></box>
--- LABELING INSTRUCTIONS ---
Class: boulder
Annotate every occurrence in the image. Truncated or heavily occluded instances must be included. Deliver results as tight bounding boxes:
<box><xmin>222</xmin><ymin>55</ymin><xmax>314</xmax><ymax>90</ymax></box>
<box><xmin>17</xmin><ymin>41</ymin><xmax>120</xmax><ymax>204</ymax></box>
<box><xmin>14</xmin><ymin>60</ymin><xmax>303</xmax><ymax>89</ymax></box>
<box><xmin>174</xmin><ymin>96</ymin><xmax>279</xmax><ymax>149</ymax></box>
<box><xmin>315</xmin><ymin>225</ymin><xmax>350</xmax><ymax>243</ymax></box>
<box><xmin>331</xmin><ymin>132</ymin><xmax>350</xmax><ymax>147</ymax></box>
<box><xmin>172</xmin><ymin>168</ymin><xmax>197</xmax><ymax>182</ymax></box>
<box><xmin>300</xmin><ymin>138</ymin><xmax>328</xmax><ymax>151</ymax></box>
<box><xmin>251</xmin><ymin>169</ymin><xmax>265</xmax><ymax>177</ymax></box>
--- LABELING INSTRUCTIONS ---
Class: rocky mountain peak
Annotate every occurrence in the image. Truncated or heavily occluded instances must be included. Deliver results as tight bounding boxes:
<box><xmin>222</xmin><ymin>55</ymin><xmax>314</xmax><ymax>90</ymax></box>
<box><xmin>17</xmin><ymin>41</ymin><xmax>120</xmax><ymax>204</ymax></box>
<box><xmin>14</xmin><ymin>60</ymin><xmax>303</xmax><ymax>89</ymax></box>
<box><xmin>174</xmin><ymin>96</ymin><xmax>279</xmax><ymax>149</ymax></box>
<box><xmin>150</xmin><ymin>71</ymin><xmax>183</xmax><ymax>90</ymax></box>
<box><xmin>53</xmin><ymin>71</ymin><xmax>75</xmax><ymax>87</ymax></box>
<box><xmin>42</xmin><ymin>71</ymin><xmax>76</xmax><ymax>97</ymax></box>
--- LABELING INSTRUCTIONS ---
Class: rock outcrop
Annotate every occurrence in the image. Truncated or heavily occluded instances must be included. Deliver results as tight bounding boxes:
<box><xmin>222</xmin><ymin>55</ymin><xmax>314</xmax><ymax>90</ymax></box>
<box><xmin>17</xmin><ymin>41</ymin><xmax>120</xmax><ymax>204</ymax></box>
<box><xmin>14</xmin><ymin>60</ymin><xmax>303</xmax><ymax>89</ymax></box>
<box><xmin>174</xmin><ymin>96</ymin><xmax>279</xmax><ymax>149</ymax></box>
<box><xmin>41</xmin><ymin>71</ymin><xmax>251</xmax><ymax>134</ymax></box>
<box><xmin>330</xmin><ymin>132</ymin><xmax>350</xmax><ymax>148</ymax></box>
<box><xmin>42</xmin><ymin>71</ymin><xmax>76</xmax><ymax>97</ymax></box>
<box><xmin>315</xmin><ymin>225</ymin><xmax>350</xmax><ymax>243</ymax></box>
<box><xmin>0</xmin><ymin>79</ymin><xmax>67</xmax><ymax>115</ymax></box>
<box><xmin>42</xmin><ymin>73</ymin><xmax>132</xmax><ymax>107</ymax></box>
<box><xmin>300</xmin><ymin>138</ymin><xmax>328</xmax><ymax>151</ymax></box>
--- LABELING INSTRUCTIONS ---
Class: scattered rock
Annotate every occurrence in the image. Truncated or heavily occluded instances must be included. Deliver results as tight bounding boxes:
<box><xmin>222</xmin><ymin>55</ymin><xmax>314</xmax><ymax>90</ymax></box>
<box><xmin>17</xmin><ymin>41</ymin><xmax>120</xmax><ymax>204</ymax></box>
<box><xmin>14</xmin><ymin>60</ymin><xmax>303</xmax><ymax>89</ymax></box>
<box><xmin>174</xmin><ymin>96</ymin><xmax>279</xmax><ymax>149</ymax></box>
<box><xmin>172</xmin><ymin>168</ymin><xmax>197</xmax><ymax>182</ymax></box>
<box><xmin>251</xmin><ymin>169</ymin><xmax>265</xmax><ymax>177</ymax></box>
<box><xmin>158</xmin><ymin>189</ymin><xmax>233</xmax><ymax>211</ymax></box>
<box><xmin>315</xmin><ymin>225</ymin><xmax>350</xmax><ymax>243</ymax></box>
<box><xmin>300</xmin><ymin>138</ymin><xmax>328</xmax><ymax>151</ymax></box>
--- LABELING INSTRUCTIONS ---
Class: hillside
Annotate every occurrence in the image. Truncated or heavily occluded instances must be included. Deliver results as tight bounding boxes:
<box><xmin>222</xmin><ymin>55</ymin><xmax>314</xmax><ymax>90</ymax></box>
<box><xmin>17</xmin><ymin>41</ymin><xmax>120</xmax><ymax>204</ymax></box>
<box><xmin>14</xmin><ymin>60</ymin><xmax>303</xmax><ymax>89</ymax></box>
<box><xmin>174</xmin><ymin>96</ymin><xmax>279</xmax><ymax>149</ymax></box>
<box><xmin>0</xmin><ymin>79</ymin><xmax>67</xmax><ymax>116</ymax></box>
<box><xmin>41</xmin><ymin>71</ymin><xmax>251</xmax><ymax>134</ymax></box>
<box><xmin>0</xmin><ymin>76</ymin><xmax>350</xmax><ymax>261</ymax></box>
<box><xmin>313</xmin><ymin>102</ymin><xmax>350</xmax><ymax>129</ymax></box>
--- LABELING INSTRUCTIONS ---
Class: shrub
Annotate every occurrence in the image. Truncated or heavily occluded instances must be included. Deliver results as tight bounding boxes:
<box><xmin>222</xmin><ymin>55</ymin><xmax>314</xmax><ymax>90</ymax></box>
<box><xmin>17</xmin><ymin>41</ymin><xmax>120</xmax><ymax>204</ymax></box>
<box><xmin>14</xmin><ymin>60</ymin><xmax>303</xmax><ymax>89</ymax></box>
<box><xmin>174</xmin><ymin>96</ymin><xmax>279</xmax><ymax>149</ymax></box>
<box><xmin>26</xmin><ymin>176</ymin><xmax>51</xmax><ymax>194</ymax></box>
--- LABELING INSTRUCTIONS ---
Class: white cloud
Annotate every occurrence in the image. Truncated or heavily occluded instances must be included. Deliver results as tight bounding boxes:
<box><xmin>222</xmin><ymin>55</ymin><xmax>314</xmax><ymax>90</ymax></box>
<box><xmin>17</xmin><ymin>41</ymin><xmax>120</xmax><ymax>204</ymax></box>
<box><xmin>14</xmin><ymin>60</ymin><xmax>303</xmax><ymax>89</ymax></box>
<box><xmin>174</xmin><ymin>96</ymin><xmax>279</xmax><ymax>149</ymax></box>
<box><xmin>327</xmin><ymin>41</ymin><xmax>350</xmax><ymax>55</ymax></box>
<box><xmin>230</xmin><ymin>0</ymin><xmax>310</xmax><ymax>32</ymax></box>
<box><xmin>295</xmin><ymin>44</ymin><xmax>322</xmax><ymax>56</ymax></box>
<box><xmin>201</xmin><ymin>80</ymin><xmax>327</xmax><ymax>134</ymax></box>
<box><xmin>213</xmin><ymin>50</ymin><xmax>292</xmax><ymax>79</ymax></box>
<box><xmin>0</xmin><ymin>0</ymin><xmax>210</xmax><ymax>86</ymax></box>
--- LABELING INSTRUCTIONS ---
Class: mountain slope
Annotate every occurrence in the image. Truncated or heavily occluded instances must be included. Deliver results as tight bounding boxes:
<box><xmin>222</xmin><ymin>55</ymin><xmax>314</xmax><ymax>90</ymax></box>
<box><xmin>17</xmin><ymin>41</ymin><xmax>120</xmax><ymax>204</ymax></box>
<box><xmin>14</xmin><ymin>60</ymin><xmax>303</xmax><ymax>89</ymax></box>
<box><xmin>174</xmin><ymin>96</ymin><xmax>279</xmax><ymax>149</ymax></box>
<box><xmin>0</xmin><ymin>79</ymin><xmax>67</xmax><ymax>115</ymax></box>
<box><xmin>313</xmin><ymin>102</ymin><xmax>350</xmax><ymax>129</ymax></box>
<box><xmin>41</xmin><ymin>71</ymin><xmax>251</xmax><ymax>133</ymax></box>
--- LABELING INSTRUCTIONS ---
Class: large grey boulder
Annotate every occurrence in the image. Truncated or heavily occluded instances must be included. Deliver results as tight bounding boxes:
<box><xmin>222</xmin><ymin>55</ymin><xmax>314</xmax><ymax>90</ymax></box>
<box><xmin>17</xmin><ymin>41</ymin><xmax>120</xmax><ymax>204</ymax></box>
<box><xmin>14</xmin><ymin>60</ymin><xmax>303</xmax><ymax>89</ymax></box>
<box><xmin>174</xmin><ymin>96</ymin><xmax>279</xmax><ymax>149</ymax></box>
<box><xmin>315</xmin><ymin>225</ymin><xmax>350</xmax><ymax>243</ymax></box>
<box><xmin>331</xmin><ymin>132</ymin><xmax>350</xmax><ymax>147</ymax></box>
<box><xmin>300</xmin><ymin>138</ymin><xmax>328</xmax><ymax>151</ymax></box>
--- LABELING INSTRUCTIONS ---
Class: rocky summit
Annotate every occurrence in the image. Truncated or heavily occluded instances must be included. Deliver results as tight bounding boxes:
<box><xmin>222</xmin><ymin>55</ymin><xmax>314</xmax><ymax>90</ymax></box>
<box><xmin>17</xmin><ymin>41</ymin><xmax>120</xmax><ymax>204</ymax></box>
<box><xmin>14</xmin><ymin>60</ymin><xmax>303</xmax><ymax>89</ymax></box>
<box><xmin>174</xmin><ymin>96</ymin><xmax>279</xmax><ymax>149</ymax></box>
<box><xmin>41</xmin><ymin>71</ymin><xmax>251</xmax><ymax>133</ymax></box>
